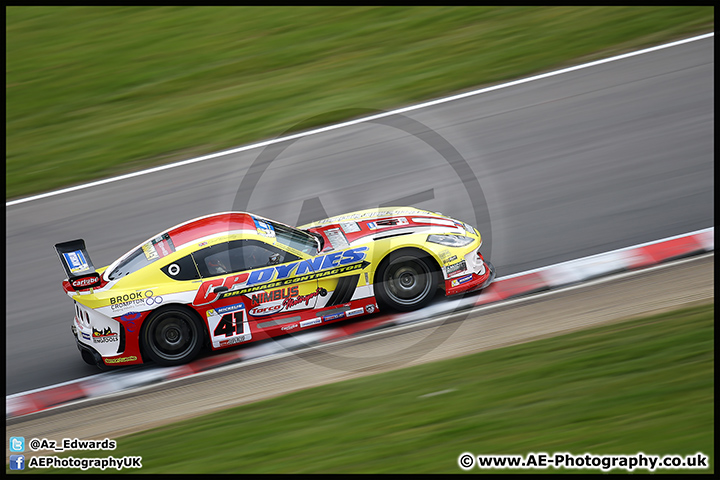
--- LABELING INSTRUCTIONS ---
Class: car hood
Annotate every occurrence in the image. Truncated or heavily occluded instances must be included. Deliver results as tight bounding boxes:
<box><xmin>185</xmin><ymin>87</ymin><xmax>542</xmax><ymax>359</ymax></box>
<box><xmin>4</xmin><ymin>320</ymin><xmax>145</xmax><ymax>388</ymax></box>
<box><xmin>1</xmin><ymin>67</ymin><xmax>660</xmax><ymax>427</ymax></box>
<box><xmin>299</xmin><ymin>207</ymin><xmax>476</xmax><ymax>251</ymax></box>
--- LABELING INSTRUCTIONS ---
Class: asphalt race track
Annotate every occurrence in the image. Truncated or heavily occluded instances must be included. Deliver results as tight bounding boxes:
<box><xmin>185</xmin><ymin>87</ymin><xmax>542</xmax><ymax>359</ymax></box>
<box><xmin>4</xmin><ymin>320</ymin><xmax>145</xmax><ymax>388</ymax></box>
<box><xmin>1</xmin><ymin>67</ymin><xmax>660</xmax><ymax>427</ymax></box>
<box><xmin>6</xmin><ymin>254</ymin><xmax>714</xmax><ymax>447</ymax></box>
<box><xmin>5</xmin><ymin>35</ymin><xmax>713</xmax><ymax>395</ymax></box>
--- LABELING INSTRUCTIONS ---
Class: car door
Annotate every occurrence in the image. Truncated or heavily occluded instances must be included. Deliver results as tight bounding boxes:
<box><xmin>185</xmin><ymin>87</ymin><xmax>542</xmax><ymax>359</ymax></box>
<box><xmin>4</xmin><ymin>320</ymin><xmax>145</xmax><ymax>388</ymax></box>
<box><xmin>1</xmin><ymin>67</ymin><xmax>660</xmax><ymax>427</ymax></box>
<box><xmin>191</xmin><ymin>238</ymin><xmax>319</xmax><ymax>347</ymax></box>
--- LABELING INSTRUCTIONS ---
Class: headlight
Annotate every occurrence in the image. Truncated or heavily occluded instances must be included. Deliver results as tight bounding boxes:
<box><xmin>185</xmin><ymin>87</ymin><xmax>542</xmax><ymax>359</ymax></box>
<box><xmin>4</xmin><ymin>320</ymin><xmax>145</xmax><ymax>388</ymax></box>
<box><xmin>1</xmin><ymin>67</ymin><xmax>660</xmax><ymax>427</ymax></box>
<box><xmin>427</xmin><ymin>234</ymin><xmax>474</xmax><ymax>247</ymax></box>
<box><xmin>461</xmin><ymin>222</ymin><xmax>477</xmax><ymax>235</ymax></box>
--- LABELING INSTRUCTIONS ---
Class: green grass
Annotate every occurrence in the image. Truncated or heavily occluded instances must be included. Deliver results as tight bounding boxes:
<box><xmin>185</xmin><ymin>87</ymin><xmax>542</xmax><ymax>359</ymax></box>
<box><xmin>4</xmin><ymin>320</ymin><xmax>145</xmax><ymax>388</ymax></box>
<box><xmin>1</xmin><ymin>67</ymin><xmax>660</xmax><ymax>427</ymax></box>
<box><xmin>6</xmin><ymin>7</ymin><xmax>714</xmax><ymax>200</ymax></box>
<box><xmin>33</xmin><ymin>303</ymin><xmax>713</xmax><ymax>473</ymax></box>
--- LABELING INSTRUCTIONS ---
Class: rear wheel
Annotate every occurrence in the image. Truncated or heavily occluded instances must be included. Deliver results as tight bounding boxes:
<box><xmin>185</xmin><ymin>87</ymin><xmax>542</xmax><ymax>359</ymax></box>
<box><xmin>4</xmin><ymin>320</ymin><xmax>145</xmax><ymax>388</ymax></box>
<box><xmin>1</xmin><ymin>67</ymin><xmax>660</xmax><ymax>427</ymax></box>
<box><xmin>141</xmin><ymin>307</ymin><xmax>204</xmax><ymax>366</ymax></box>
<box><xmin>375</xmin><ymin>250</ymin><xmax>439</xmax><ymax>312</ymax></box>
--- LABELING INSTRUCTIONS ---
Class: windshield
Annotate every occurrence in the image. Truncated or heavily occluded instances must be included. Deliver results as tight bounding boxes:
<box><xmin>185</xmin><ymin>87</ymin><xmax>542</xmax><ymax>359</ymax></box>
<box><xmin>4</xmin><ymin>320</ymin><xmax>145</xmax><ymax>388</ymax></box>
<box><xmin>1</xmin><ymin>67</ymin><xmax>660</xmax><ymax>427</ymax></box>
<box><xmin>264</xmin><ymin>219</ymin><xmax>319</xmax><ymax>254</ymax></box>
<box><xmin>107</xmin><ymin>233</ymin><xmax>175</xmax><ymax>280</ymax></box>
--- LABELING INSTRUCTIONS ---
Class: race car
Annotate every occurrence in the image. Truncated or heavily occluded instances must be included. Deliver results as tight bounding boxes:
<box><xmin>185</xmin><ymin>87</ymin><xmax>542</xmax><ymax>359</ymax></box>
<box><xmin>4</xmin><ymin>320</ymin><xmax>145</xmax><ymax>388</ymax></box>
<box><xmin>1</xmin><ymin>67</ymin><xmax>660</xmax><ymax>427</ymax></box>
<box><xmin>55</xmin><ymin>207</ymin><xmax>495</xmax><ymax>368</ymax></box>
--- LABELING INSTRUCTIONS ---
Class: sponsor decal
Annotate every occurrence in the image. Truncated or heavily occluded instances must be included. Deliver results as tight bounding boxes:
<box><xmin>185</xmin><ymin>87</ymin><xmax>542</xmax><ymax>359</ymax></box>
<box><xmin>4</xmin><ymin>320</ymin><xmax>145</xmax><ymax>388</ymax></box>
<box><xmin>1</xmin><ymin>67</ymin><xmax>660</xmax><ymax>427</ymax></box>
<box><xmin>215</xmin><ymin>303</ymin><xmax>246</xmax><ymax>316</ymax></box>
<box><xmin>282</xmin><ymin>287</ymin><xmax>327</xmax><ymax>309</ymax></box>
<box><xmin>250</xmin><ymin>287</ymin><xmax>327</xmax><ymax>316</ymax></box>
<box><xmin>145</xmin><ymin>296</ymin><xmax>163</xmax><ymax>306</ymax></box>
<box><xmin>253</xmin><ymin>217</ymin><xmax>275</xmax><ymax>238</ymax></box>
<box><xmin>365</xmin><ymin>304</ymin><xmax>375</xmax><ymax>314</ymax></box>
<box><xmin>118</xmin><ymin>312</ymin><xmax>140</xmax><ymax>333</ymax></box>
<box><xmin>345</xmin><ymin>307</ymin><xmax>364</xmax><ymax>317</ymax></box>
<box><xmin>105</xmin><ymin>356</ymin><xmax>138</xmax><ymax>364</ymax></box>
<box><xmin>445</xmin><ymin>260</ymin><xmax>467</xmax><ymax>277</ymax></box>
<box><xmin>120</xmin><ymin>312</ymin><xmax>142</xmax><ymax>321</ymax></box>
<box><xmin>281</xmin><ymin>323</ymin><xmax>299</xmax><ymax>331</ymax></box>
<box><xmin>92</xmin><ymin>327</ymin><xmax>118</xmax><ymax>343</ymax></box>
<box><xmin>63</xmin><ymin>250</ymin><xmax>89</xmax><ymax>273</ymax></box>
<box><xmin>325</xmin><ymin>228</ymin><xmax>349</xmax><ymax>249</ymax></box>
<box><xmin>381</xmin><ymin>217</ymin><xmax>410</xmax><ymax>226</ymax></box>
<box><xmin>140</xmin><ymin>234</ymin><xmax>175</xmax><ymax>260</ymax></box>
<box><xmin>340</xmin><ymin>222</ymin><xmax>361</xmax><ymax>233</ymax></box>
<box><xmin>207</xmin><ymin>304</ymin><xmax>251</xmax><ymax>347</ymax></box>
<box><xmin>249</xmin><ymin>304</ymin><xmax>283</xmax><ymax>316</ymax></box>
<box><xmin>110</xmin><ymin>298</ymin><xmax>146</xmax><ymax>312</ymax></box>
<box><xmin>250</xmin><ymin>286</ymin><xmax>299</xmax><ymax>306</ymax></box>
<box><xmin>442</xmin><ymin>255</ymin><xmax>458</xmax><ymax>265</ymax></box>
<box><xmin>322</xmin><ymin>312</ymin><xmax>346</xmax><ymax>322</ymax></box>
<box><xmin>167</xmin><ymin>263</ymin><xmax>181</xmax><ymax>276</ymax></box>
<box><xmin>194</xmin><ymin>246</ymin><xmax>369</xmax><ymax>306</ymax></box>
<box><xmin>155</xmin><ymin>239</ymin><xmax>171</xmax><ymax>258</ymax></box>
<box><xmin>299</xmin><ymin>318</ymin><xmax>322</xmax><ymax>328</ymax></box>
<box><xmin>313</xmin><ymin>210</ymin><xmax>426</xmax><ymax>225</ymax></box>
<box><xmin>438</xmin><ymin>249</ymin><xmax>452</xmax><ymax>260</ymax></box>
<box><xmin>220</xmin><ymin>261</ymin><xmax>368</xmax><ymax>300</ymax></box>
<box><xmin>110</xmin><ymin>290</ymin><xmax>153</xmax><ymax>305</ymax></box>
<box><xmin>82</xmin><ymin>332</ymin><xmax>91</xmax><ymax>341</ymax></box>
<box><xmin>141</xmin><ymin>242</ymin><xmax>159</xmax><ymax>261</ymax></box>
<box><xmin>118</xmin><ymin>312</ymin><xmax>141</xmax><ymax>333</ymax></box>
<box><xmin>108</xmin><ymin>290</ymin><xmax>164</xmax><ymax>312</ymax></box>
<box><xmin>70</xmin><ymin>274</ymin><xmax>101</xmax><ymax>289</ymax></box>
<box><xmin>218</xmin><ymin>334</ymin><xmax>252</xmax><ymax>347</ymax></box>
<box><xmin>367</xmin><ymin>217</ymin><xmax>408</xmax><ymax>230</ymax></box>
<box><xmin>198</xmin><ymin>241</ymin><xmax>208</xmax><ymax>247</ymax></box>
<box><xmin>451</xmin><ymin>274</ymin><xmax>474</xmax><ymax>287</ymax></box>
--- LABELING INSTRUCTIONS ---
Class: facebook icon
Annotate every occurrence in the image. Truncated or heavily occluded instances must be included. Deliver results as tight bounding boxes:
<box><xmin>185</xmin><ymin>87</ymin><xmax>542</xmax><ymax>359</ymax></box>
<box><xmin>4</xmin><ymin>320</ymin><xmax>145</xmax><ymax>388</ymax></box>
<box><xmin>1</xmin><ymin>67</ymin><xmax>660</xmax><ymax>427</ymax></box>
<box><xmin>10</xmin><ymin>455</ymin><xmax>25</xmax><ymax>470</ymax></box>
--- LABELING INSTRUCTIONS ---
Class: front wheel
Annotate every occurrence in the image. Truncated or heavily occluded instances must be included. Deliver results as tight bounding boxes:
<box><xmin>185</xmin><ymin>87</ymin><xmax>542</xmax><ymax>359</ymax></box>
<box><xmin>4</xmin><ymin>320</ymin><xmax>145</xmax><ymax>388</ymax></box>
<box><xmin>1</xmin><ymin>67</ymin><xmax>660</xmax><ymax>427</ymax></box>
<box><xmin>375</xmin><ymin>250</ymin><xmax>439</xmax><ymax>312</ymax></box>
<box><xmin>141</xmin><ymin>307</ymin><xmax>204</xmax><ymax>366</ymax></box>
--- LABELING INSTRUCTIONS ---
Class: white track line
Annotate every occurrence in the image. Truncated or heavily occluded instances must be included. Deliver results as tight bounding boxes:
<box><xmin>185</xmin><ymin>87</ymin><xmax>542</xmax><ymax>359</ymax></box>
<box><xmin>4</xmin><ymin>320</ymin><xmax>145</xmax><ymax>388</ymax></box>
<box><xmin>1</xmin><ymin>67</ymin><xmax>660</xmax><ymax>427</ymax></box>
<box><xmin>290</xmin><ymin>252</ymin><xmax>715</xmax><ymax>352</ymax></box>
<box><xmin>501</xmin><ymin>226</ymin><xmax>714</xmax><ymax>280</ymax></box>
<box><xmin>6</xmin><ymin>32</ymin><xmax>713</xmax><ymax>208</ymax></box>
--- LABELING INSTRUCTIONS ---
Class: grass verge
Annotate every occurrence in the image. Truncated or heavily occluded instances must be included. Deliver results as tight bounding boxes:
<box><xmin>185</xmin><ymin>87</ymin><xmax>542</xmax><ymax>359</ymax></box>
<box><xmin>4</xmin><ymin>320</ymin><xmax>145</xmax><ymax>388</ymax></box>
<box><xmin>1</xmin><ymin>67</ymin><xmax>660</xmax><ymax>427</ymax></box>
<box><xmin>6</xmin><ymin>6</ymin><xmax>714</xmax><ymax>199</ymax></box>
<box><xmin>29</xmin><ymin>302</ymin><xmax>714</xmax><ymax>473</ymax></box>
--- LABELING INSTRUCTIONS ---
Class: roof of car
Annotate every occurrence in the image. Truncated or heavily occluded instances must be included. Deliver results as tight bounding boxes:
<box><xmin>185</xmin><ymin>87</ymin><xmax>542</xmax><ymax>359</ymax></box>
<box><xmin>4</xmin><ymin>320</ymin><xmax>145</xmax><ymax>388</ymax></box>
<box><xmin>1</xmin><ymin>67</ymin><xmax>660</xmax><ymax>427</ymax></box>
<box><xmin>168</xmin><ymin>212</ymin><xmax>257</xmax><ymax>248</ymax></box>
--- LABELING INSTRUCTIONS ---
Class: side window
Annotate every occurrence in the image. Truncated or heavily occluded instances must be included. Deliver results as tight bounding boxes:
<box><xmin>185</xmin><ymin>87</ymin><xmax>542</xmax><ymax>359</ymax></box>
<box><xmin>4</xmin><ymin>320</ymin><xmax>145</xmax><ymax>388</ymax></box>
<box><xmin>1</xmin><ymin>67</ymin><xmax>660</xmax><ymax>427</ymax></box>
<box><xmin>160</xmin><ymin>254</ymin><xmax>201</xmax><ymax>281</ymax></box>
<box><xmin>241</xmin><ymin>243</ymin><xmax>287</xmax><ymax>270</ymax></box>
<box><xmin>200</xmin><ymin>244</ymin><xmax>233</xmax><ymax>277</ymax></box>
<box><xmin>193</xmin><ymin>240</ymin><xmax>300</xmax><ymax>278</ymax></box>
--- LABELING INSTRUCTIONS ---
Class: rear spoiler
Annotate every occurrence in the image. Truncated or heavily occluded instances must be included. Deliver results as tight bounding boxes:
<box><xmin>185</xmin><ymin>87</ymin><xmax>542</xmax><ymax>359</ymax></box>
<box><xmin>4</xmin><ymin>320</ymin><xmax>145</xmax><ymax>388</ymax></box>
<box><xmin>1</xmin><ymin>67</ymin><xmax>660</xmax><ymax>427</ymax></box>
<box><xmin>54</xmin><ymin>239</ymin><xmax>102</xmax><ymax>291</ymax></box>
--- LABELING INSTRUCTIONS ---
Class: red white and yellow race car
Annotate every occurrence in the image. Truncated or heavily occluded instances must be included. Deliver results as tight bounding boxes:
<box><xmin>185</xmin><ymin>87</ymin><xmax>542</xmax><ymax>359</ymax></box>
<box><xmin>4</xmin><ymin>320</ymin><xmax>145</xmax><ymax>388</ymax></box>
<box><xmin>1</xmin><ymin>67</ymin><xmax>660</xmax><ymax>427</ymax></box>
<box><xmin>55</xmin><ymin>207</ymin><xmax>494</xmax><ymax>368</ymax></box>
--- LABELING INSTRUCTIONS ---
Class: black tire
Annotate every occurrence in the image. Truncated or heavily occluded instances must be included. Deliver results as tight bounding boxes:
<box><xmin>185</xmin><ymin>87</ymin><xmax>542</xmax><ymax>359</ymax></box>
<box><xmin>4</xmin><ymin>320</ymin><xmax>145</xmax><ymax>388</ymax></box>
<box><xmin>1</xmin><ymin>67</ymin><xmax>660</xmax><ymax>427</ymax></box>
<box><xmin>140</xmin><ymin>307</ymin><xmax>204</xmax><ymax>366</ymax></box>
<box><xmin>374</xmin><ymin>250</ymin><xmax>439</xmax><ymax>312</ymax></box>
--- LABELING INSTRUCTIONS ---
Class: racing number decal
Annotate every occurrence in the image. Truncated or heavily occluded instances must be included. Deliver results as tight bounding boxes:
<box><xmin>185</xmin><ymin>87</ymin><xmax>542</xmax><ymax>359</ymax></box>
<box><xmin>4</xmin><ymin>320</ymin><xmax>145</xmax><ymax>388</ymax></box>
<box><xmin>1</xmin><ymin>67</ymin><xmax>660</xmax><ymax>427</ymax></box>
<box><xmin>213</xmin><ymin>311</ymin><xmax>245</xmax><ymax>337</ymax></box>
<box><xmin>207</xmin><ymin>304</ymin><xmax>252</xmax><ymax>348</ymax></box>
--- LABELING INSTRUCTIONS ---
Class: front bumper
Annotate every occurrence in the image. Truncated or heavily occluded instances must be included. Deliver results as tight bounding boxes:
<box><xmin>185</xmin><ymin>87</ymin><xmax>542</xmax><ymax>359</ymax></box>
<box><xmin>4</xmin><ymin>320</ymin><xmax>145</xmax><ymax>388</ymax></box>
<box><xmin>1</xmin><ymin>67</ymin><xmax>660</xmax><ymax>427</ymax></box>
<box><xmin>444</xmin><ymin>259</ymin><xmax>495</xmax><ymax>296</ymax></box>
